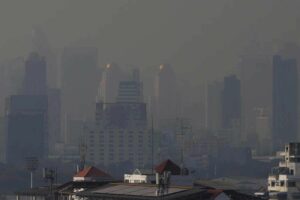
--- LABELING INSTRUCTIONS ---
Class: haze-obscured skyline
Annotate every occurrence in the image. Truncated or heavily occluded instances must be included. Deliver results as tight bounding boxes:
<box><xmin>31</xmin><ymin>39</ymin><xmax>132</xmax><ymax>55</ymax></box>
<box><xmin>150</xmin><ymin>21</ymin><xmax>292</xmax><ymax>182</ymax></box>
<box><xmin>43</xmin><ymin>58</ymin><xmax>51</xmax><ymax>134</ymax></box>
<box><xmin>1</xmin><ymin>0</ymin><xmax>300</xmax><ymax>83</ymax></box>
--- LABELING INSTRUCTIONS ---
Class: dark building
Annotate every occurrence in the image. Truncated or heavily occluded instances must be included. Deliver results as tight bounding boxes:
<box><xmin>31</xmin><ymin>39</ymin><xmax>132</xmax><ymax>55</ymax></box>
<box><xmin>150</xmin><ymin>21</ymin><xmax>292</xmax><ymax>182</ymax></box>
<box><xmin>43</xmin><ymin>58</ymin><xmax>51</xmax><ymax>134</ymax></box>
<box><xmin>5</xmin><ymin>95</ymin><xmax>48</xmax><ymax>164</ymax></box>
<box><xmin>221</xmin><ymin>75</ymin><xmax>241</xmax><ymax>129</ymax></box>
<box><xmin>154</xmin><ymin>64</ymin><xmax>178</xmax><ymax>123</ymax></box>
<box><xmin>22</xmin><ymin>52</ymin><xmax>47</xmax><ymax>95</ymax></box>
<box><xmin>206</xmin><ymin>81</ymin><xmax>223</xmax><ymax>132</ymax></box>
<box><xmin>31</xmin><ymin>26</ymin><xmax>58</xmax><ymax>88</ymax></box>
<box><xmin>95</xmin><ymin>102</ymin><xmax>147</xmax><ymax>129</ymax></box>
<box><xmin>273</xmin><ymin>55</ymin><xmax>298</xmax><ymax>150</ymax></box>
<box><xmin>47</xmin><ymin>88</ymin><xmax>61</xmax><ymax>154</ymax></box>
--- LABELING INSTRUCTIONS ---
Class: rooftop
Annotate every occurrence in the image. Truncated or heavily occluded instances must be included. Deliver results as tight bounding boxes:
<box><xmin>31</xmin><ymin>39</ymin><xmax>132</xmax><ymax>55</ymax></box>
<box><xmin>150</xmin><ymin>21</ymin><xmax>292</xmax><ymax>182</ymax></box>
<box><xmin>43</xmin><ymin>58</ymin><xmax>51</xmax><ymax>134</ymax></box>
<box><xmin>73</xmin><ymin>166</ymin><xmax>112</xmax><ymax>180</ymax></box>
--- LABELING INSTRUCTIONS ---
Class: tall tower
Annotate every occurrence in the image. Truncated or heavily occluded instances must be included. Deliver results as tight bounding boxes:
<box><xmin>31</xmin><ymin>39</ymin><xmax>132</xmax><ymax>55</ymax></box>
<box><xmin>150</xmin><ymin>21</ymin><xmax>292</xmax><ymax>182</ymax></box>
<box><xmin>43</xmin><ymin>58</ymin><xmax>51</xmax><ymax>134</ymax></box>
<box><xmin>154</xmin><ymin>64</ymin><xmax>178</xmax><ymax>122</ymax></box>
<box><xmin>99</xmin><ymin>63</ymin><xmax>122</xmax><ymax>103</ymax></box>
<box><xmin>273</xmin><ymin>55</ymin><xmax>298</xmax><ymax>150</ymax></box>
<box><xmin>221</xmin><ymin>74</ymin><xmax>241</xmax><ymax>129</ymax></box>
<box><xmin>31</xmin><ymin>26</ymin><xmax>58</xmax><ymax>88</ymax></box>
<box><xmin>206</xmin><ymin>81</ymin><xmax>223</xmax><ymax>132</ymax></box>
<box><xmin>22</xmin><ymin>52</ymin><xmax>47</xmax><ymax>95</ymax></box>
<box><xmin>117</xmin><ymin>68</ymin><xmax>143</xmax><ymax>103</ymax></box>
<box><xmin>6</xmin><ymin>95</ymin><xmax>48</xmax><ymax>164</ymax></box>
<box><xmin>238</xmin><ymin>55</ymin><xmax>272</xmax><ymax>141</ymax></box>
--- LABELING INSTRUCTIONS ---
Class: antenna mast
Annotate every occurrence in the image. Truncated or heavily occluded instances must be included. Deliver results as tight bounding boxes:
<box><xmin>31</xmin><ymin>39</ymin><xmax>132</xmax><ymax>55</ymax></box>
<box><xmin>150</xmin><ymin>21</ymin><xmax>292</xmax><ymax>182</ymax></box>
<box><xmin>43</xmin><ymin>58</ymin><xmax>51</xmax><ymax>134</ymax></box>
<box><xmin>151</xmin><ymin>114</ymin><xmax>154</xmax><ymax>174</ymax></box>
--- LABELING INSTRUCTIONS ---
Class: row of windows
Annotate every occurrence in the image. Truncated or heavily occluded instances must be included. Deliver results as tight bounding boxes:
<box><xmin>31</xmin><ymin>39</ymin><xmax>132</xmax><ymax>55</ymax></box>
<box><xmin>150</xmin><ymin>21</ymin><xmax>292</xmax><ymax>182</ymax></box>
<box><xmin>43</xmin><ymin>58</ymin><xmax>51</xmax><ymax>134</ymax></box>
<box><xmin>269</xmin><ymin>180</ymin><xmax>296</xmax><ymax>187</ymax></box>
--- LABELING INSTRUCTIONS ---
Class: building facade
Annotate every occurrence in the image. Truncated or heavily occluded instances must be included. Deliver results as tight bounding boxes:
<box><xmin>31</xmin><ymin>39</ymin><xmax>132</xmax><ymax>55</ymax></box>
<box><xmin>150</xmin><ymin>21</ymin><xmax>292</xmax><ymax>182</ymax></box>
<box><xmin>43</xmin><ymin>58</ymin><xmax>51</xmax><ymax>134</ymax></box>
<box><xmin>5</xmin><ymin>95</ymin><xmax>48</xmax><ymax>164</ymax></box>
<box><xmin>154</xmin><ymin>64</ymin><xmax>178</xmax><ymax>124</ymax></box>
<box><xmin>22</xmin><ymin>52</ymin><xmax>47</xmax><ymax>95</ymax></box>
<box><xmin>272</xmin><ymin>55</ymin><xmax>298</xmax><ymax>150</ymax></box>
<box><xmin>221</xmin><ymin>75</ymin><xmax>241</xmax><ymax>130</ymax></box>
<box><xmin>88</xmin><ymin>69</ymin><xmax>150</xmax><ymax>168</ymax></box>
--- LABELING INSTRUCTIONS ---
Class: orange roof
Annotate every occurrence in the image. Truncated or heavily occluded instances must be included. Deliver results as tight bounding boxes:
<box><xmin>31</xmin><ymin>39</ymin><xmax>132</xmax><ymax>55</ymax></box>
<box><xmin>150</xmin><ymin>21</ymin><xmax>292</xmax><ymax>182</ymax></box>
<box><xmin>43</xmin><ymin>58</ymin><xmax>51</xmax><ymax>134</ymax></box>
<box><xmin>74</xmin><ymin>166</ymin><xmax>112</xmax><ymax>178</ymax></box>
<box><xmin>155</xmin><ymin>159</ymin><xmax>181</xmax><ymax>175</ymax></box>
<box><xmin>207</xmin><ymin>189</ymin><xmax>224</xmax><ymax>198</ymax></box>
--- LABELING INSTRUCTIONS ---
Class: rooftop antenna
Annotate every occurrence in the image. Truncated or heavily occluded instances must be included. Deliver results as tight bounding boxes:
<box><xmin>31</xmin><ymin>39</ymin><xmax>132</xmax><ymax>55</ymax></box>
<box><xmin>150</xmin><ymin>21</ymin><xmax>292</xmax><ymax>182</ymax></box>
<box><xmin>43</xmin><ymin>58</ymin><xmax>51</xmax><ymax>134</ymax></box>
<box><xmin>177</xmin><ymin>118</ymin><xmax>192</xmax><ymax>175</ymax></box>
<box><xmin>78</xmin><ymin>124</ymin><xmax>88</xmax><ymax>172</ymax></box>
<box><xmin>25</xmin><ymin>157</ymin><xmax>38</xmax><ymax>188</ymax></box>
<box><xmin>151</xmin><ymin>114</ymin><xmax>154</xmax><ymax>174</ymax></box>
<box><xmin>156</xmin><ymin>171</ymin><xmax>171</xmax><ymax>198</ymax></box>
<box><xmin>43</xmin><ymin>168</ymin><xmax>56</xmax><ymax>198</ymax></box>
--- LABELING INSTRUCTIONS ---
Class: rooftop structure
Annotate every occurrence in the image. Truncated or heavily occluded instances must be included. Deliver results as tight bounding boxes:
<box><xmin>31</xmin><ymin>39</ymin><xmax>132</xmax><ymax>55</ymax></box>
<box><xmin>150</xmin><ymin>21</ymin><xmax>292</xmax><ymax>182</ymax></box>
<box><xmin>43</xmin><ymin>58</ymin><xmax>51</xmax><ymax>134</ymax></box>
<box><xmin>155</xmin><ymin>159</ymin><xmax>181</xmax><ymax>175</ymax></box>
<box><xmin>73</xmin><ymin>166</ymin><xmax>113</xmax><ymax>182</ymax></box>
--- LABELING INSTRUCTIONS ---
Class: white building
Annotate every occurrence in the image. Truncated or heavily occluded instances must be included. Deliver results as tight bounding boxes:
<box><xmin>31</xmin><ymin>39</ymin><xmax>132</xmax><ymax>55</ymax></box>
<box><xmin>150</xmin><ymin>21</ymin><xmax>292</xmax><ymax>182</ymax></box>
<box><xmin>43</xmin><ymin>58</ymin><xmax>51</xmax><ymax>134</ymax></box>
<box><xmin>267</xmin><ymin>143</ymin><xmax>300</xmax><ymax>199</ymax></box>
<box><xmin>124</xmin><ymin>169</ymin><xmax>155</xmax><ymax>184</ymax></box>
<box><xmin>87</xmin><ymin>128</ymin><xmax>151</xmax><ymax>168</ymax></box>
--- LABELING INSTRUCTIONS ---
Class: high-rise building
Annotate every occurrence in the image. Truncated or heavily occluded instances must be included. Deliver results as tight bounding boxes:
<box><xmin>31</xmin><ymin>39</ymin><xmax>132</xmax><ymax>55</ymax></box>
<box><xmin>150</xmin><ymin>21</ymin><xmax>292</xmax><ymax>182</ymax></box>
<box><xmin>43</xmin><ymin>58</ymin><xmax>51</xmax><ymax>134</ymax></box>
<box><xmin>61</xmin><ymin>47</ymin><xmax>99</xmax><ymax>121</ymax></box>
<box><xmin>206</xmin><ymin>81</ymin><xmax>223</xmax><ymax>132</ymax></box>
<box><xmin>22</xmin><ymin>52</ymin><xmax>47</xmax><ymax>95</ymax></box>
<box><xmin>154</xmin><ymin>64</ymin><xmax>178</xmax><ymax>122</ymax></box>
<box><xmin>0</xmin><ymin>117</ymin><xmax>6</xmax><ymax>163</ymax></box>
<box><xmin>255</xmin><ymin>108</ymin><xmax>272</xmax><ymax>155</ymax></box>
<box><xmin>238</xmin><ymin>55</ymin><xmax>272</xmax><ymax>141</ymax></box>
<box><xmin>5</xmin><ymin>95</ymin><xmax>48</xmax><ymax>164</ymax></box>
<box><xmin>87</xmin><ymin>101</ymin><xmax>149</xmax><ymax>168</ymax></box>
<box><xmin>47</xmin><ymin>88</ymin><xmax>62</xmax><ymax>154</ymax></box>
<box><xmin>99</xmin><ymin>63</ymin><xmax>122</xmax><ymax>103</ymax></box>
<box><xmin>31</xmin><ymin>26</ymin><xmax>58</xmax><ymax>88</ymax></box>
<box><xmin>221</xmin><ymin>75</ymin><xmax>241</xmax><ymax>129</ymax></box>
<box><xmin>273</xmin><ymin>55</ymin><xmax>298</xmax><ymax>150</ymax></box>
<box><xmin>117</xmin><ymin>69</ymin><xmax>143</xmax><ymax>103</ymax></box>
<box><xmin>88</xmin><ymin>71</ymin><xmax>150</xmax><ymax>168</ymax></box>
<box><xmin>0</xmin><ymin>57</ymin><xmax>24</xmax><ymax>116</ymax></box>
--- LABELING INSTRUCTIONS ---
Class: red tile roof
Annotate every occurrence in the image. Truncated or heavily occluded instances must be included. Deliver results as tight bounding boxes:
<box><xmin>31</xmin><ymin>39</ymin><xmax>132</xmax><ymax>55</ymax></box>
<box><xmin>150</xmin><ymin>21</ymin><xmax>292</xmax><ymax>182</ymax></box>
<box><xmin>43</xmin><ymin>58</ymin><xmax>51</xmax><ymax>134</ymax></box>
<box><xmin>155</xmin><ymin>159</ymin><xmax>181</xmax><ymax>175</ymax></box>
<box><xmin>74</xmin><ymin>166</ymin><xmax>112</xmax><ymax>178</ymax></box>
<box><xmin>207</xmin><ymin>189</ymin><xmax>224</xmax><ymax>198</ymax></box>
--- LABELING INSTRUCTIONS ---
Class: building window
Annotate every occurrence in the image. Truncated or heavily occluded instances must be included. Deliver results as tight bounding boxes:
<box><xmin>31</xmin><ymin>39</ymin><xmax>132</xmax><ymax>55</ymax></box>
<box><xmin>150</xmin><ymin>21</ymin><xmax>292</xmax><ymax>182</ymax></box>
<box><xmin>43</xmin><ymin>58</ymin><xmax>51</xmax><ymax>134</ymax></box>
<box><xmin>271</xmin><ymin>181</ymin><xmax>275</xmax><ymax>187</ymax></box>
<box><xmin>288</xmin><ymin>181</ymin><xmax>296</xmax><ymax>187</ymax></box>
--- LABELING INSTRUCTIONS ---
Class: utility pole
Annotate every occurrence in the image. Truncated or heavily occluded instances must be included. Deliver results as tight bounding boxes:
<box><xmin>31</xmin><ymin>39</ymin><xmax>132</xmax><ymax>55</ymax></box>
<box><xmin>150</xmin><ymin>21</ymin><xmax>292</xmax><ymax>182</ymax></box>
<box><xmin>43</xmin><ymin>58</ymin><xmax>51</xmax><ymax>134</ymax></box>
<box><xmin>25</xmin><ymin>157</ymin><xmax>38</xmax><ymax>188</ymax></box>
<box><xmin>177</xmin><ymin>118</ymin><xmax>192</xmax><ymax>175</ymax></box>
<box><xmin>151</xmin><ymin>114</ymin><xmax>154</xmax><ymax>174</ymax></box>
<box><xmin>43</xmin><ymin>168</ymin><xmax>56</xmax><ymax>199</ymax></box>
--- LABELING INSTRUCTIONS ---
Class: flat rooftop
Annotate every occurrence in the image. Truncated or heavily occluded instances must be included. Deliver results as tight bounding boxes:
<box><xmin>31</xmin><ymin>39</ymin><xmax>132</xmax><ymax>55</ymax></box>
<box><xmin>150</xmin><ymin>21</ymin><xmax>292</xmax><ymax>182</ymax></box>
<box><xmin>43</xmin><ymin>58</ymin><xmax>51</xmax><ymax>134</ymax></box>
<box><xmin>89</xmin><ymin>183</ymin><xmax>190</xmax><ymax>197</ymax></box>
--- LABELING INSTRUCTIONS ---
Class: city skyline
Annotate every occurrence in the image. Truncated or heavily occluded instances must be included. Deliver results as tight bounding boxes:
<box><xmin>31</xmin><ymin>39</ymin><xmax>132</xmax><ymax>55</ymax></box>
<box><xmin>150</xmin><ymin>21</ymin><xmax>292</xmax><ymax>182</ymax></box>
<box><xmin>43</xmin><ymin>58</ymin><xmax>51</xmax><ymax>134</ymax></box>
<box><xmin>1</xmin><ymin>1</ymin><xmax>300</xmax><ymax>196</ymax></box>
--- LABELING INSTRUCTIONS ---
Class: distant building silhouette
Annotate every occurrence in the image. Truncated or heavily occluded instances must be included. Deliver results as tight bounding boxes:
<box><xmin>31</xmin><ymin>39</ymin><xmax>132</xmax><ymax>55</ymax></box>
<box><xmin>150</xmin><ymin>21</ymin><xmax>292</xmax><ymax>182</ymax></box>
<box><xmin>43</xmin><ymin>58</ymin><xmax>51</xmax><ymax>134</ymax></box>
<box><xmin>221</xmin><ymin>75</ymin><xmax>241</xmax><ymax>129</ymax></box>
<box><xmin>206</xmin><ymin>81</ymin><xmax>223</xmax><ymax>132</ymax></box>
<box><xmin>5</xmin><ymin>95</ymin><xmax>48</xmax><ymax>164</ymax></box>
<box><xmin>255</xmin><ymin>108</ymin><xmax>272</xmax><ymax>155</ymax></box>
<box><xmin>47</xmin><ymin>88</ymin><xmax>62</xmax><ymax>154</ymax></box>
<box><xmin>31</xmin><ymin>26</ymin><xmax>58</xmax><ymax>88</ymax></box>
<box><xmin>88</xmin><ymin>70</ymin><xmax>149</xmax><ymax>168</ymax></box>
<box><xmin>272</xmin><ymin>55</ymin><xmax>298</xmax><ymax>150</ymax></box>
<box><xmin>238</xmin><ymin>55</ymin><xmax>272</xmax><ymax>142</ymax></box>
<box><xmin>99</xmin><ymin>63</ymin><xmax>122</xmax><ymax>103</ymax></box>
<box><xmin>154</xmin><ymin>64</ymin><xmax>178</xmax><ymax>123</ymax></box>
<box><xmin>0</xmin><ymin>57</ymin><xmax>24</xmax><ymax>116</ymax></box>
<box><xmin>22</xmin><ymin>52</ymin><xmax>47</xmax><ymax>95</ymax></box>
<box><xmin>117</xmin><ymin>69</ymin><xmax>143</xmax><ymax>103</ymax></box>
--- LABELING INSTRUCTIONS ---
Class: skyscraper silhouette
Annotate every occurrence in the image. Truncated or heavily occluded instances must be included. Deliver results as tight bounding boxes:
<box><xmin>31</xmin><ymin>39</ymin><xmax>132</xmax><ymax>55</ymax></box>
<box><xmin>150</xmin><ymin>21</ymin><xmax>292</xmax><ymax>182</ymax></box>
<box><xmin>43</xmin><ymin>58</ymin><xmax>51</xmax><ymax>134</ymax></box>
<box><xmin>154</xmin><ymin>64</ymin><xmax>178</xmax><ymax>122</ymax></box>
<box><xmin>6</xmin><ymin>52</ymin><xmax>48</xmax><ymax>163</ymax></box>
<box><xmin>31</xmin><ymin>26</ymin><xmax>58</xmax><ymax>88</ymax></box>
<box><xmin>272</xmin><ymin>55</ymin><xmax>298</xmax><ymax>150</ymax></box>
<box><xmin>221</xmin><ymin>75</ymin><xmax>241</xmax><ymax>129</ymax></box>
<box><xmin>22</xmin><ymin>52</ymin><xmax>47</xmax><ymax>95</ymax></box>
<box><xmin>98</xmin><ymin>63</ymin><xmax>122</xmax><ymax>103</ymax></box>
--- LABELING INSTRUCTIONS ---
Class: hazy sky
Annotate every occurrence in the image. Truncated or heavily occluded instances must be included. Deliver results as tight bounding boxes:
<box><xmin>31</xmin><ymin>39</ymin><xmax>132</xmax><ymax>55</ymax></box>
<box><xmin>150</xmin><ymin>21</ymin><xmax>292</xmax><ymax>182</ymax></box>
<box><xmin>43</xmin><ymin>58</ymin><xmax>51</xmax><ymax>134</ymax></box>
<box><xmin>1</xmin><ymin>0</ymin><xmax>300</xmax><ymax>83</ymax></box>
